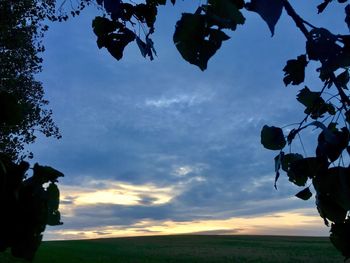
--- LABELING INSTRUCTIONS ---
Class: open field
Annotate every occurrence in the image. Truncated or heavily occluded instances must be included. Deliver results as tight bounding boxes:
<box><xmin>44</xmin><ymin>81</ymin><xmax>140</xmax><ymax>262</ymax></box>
<box><xmin>0</xmin><ymin>235</ymin><xmax>343</xmax><ymax>263</ymax></box>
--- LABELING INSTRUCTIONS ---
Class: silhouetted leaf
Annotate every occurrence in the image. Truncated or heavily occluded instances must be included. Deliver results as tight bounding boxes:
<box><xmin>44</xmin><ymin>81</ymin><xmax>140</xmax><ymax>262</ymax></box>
<box><xmin>47</xmin><ymin>210</ymin><xmax>63</xmax><ymax>226</ymax></box>
<box><xmin>147</xmin><ymin>0</ymin><xmax>166</xmax><ymax>5</ymax></box>
<box><xmin>296</xmin><ymin>86</ymin><xmax>331</xmax><ymax>118</ymax></box>
<box><xmin>106</xmin><ymin>28</ymin><xmax>136</xmax><ymax>60</ymax></box>
<box><xmin>102</xmin><ymin>0</ymin><xmax>122</xmax><ymax>20</ymax></box>
<box><xmin>47</xmin><ymin>183</ymin><xmax>59</xmax><ymax>210</ymax></box>
<box><xmin>316</xmin><ymin>125</ymin><xmax>349</xmax><ymax>162</ymax></box>
<box><xmin>245</xmin><ymin>0</ymin><xmax>283</xmax><ymax>36</ymax></box>
<box><xmin>316</xmin><ymin>194</ymin><xmax>347</xmax><ymax>223</ymax></box>
<box><xmin>173</xmin><ymin>13</ymin><xmax>230</xmax><ymax>70</ymax></box>
<box><xmin>330</xmin><ymin>220</ymin><xmax>350</xmax><ymax>259</ymax></box>
<box><xmin>134</xmin><ymin>3</ymin><xmax>158</xmax><ymax>28</ymax></box>
<box><xmin>92</xmin><ymin>16</ymin><xmax>120</xmax><ymax>37</ymax></box>
<box><xmin>314</xmin><ymin>167</ymin><xmax>350</xmax><ymax>211</ymax></box>
<box><xmin>306</xmin><ymin>28</ymin><xmax>340</xmax><ymax>61</ymax></box>
<box><xmin>261</xmin><ymin>125</ymin><xmax>286</xmax><ymax>150</ymax></box>
<box><xmin>281</xmin><ymin>153</ymin><xmax>303</xmax><ymax>172</ymax></box>
<box><xmin>33</xmin><ymin>164</ymin><xmax>64</xmax><ymax>183</ymax></box>
<box><xmin>295</xmin><ymin>187</ymin><xmax>313</xmax><ymax>200</ymax></box>
<box><xmin>346</xmin><ymin>5</ymin><xmax>350</xmax><ymax>30</ymax></box>
<box><xmin>283</xmin><ymin>55</ymin><xmax>308</xmax><ymax>86</ymax></box>
<box><xmin>206</xmin><ymin>0</ymin><xmax>245</xmax><ymax>30</ymax></box>
<box><xmin>274</xmin><ymin>151</ymin><xmax>284</xmax><ymax>189</ymax></box>
<box><xmin>336</xmin><ymin>69</ymin><xmax>349</xmax><ymax>89</ymax></box>
<box><xmin>317</xmin><ymin>0</ymin><xmax>332</xmax><ymax>13</ymax></box>
<box><xmin>288</xmin><ymin>157</ymin><xmax>327</xmax><ymax>186</ymax></box>
<box><xmin>136</xmin><ymin>36</ymin><xmax>157</xmax><ymax>60</ymax></box>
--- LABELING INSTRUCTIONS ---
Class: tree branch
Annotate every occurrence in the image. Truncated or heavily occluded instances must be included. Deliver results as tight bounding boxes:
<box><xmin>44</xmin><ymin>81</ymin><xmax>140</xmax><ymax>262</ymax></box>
<box><xmin>283</xmin><ymin>0</ymin><xmax>310</xmax><ymax>39</ymax></box>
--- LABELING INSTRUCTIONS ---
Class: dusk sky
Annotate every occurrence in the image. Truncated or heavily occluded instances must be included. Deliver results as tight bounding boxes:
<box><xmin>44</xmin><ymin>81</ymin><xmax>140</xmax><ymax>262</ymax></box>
<box><xmin>26</xmin><ymin>1</ymin><xmax>347</xmax><ymax>240</ymax></box>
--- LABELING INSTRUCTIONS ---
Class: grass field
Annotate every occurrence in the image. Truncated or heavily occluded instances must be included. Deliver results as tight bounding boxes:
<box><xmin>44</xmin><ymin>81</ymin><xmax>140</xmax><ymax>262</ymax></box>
<box><xmin>0</xmin><ymin>235</ymin><xmax>343</xmax><ymax>263</ymax></box>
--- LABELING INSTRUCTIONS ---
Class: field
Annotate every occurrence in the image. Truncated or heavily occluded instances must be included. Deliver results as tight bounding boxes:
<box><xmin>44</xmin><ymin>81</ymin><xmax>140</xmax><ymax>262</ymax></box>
<box><xmin>0</xmin><ymin>235</ymin><xmax>343</xmax><ymax>263</ymax></box>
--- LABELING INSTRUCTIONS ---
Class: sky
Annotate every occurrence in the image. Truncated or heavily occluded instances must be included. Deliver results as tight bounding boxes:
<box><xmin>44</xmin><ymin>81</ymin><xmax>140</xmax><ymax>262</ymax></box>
<box><xmin>26</xmin><ymin>1</ymin><xmax>348</xmax><ymax>240</ymax></box>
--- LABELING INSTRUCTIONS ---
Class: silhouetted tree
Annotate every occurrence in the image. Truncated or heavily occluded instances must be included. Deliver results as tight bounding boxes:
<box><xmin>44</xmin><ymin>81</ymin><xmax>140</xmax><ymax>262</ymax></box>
<box><xmin>0</xmin><ymin>0</ymin><xmax>62</xmax><ymax>160</ymax></box>
<box><xmin>90</xmin><ymin>0</ymin><xmax>350</xmax><ymax>260</ymax></box>
<box><xmin>0</xmin><ymin>1</ymin><xmax>65</xmax><ymax>261</ymax></box>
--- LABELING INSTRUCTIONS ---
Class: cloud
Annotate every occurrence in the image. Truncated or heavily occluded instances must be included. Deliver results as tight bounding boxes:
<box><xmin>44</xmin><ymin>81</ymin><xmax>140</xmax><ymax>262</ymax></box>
<box><xmin>26</xmin><ymin>2</ymin><xmax>340</xmax><ymax>240</ymax></box>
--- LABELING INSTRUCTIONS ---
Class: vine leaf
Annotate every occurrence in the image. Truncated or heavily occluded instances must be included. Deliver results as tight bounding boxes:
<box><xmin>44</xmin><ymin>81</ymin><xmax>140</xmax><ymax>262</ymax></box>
<box><xmin>283</xmin><ymin>55</ymin><xmax>308</xmax><ymax>86</ymax></box>
<box><xmin>245</xmin><ymin>0</ymin><xmax>283</xmax><ymax>36</ymax></box>
<box><xmin>260</xmin><ymin>125</ymin><xmax>286</xmax><ymax>150</ymax></box>
<box><xmin>295</xmin><ymin>187</ymin><xmax>313</xmax><ymax>200</ymax></box>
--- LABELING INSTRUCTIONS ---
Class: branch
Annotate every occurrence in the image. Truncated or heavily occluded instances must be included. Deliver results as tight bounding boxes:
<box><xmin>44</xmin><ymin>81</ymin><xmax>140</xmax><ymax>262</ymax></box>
<box><xmin>282</xmin><ymin>0</ymin><xmax>310</xmax><ymax>39</ymax></box>
<box><xmin>330</xmin><ymin>73</ymin><xmax>350</xmax><ymax>108</ymax></box>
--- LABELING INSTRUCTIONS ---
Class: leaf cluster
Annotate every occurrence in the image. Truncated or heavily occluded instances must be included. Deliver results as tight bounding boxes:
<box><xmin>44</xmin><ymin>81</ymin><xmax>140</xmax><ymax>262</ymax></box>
<box><xmin>0</xmin><ymin>154</ymin><xmax>63</xmax><ymax>261</ymax></box>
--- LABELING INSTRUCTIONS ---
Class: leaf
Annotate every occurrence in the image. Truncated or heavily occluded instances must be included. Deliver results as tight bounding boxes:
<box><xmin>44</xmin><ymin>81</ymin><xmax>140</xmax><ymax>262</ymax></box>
<box><xmin>47</xmin><ymin>210</ymin><xmax>63</xmax><ymax>226</ymax></box>
<box><xmin>281</xmin><ymin>153</ymin><xmax>303</xmax><ymax>172</ymax></box>
<box><xmin>317</xmin><ymin>0</ymin><xmax>332</xmax><ymax>13</ymax></box>
<box><xmin>330</xmin><ymin>220</ymin><xmax>350</xmax><ymax>259</ymax></box>
<box><xmin>260</xmin><ymin>125</ymin><xmax>286</xmax><ymax>150</ymax></box>
<box><xmin>346</xmin><ymin>5</ymin><xmax>350</xmax><ymax>31</ymax></box>
<box><xmin>274</xmin><ymin>151</ymin><xmax>284</xmax><ymax>189</ymax></box>
<box><xmin>316</xmin><ymin>126</ymin><xmax>349</xmax><ymax>162</ymax></box>
<box><xmin>105</xmin><ymin>28</ymin><xmax>136</xmax><ymax>60</ymax></box>
<box><xmin>316</xmin><ymin>194</ymin><xmax>347</xmax><ymax>223</ymax></box>
<box><xmin>92</xmin><ymin>17</ymin><xmax>120</xmax><ymax>37</ymax></box>
<box><xmin>245</xmin><ymin>0</ymin><xmax>283</xmax><ymax>36</ymax></box>
<box><xmin>286</xmin><ymin>128</ymin><xmax>298</xmax><ymax>145</ymax></box>
<box><xmin>103</xmin><ymin>0</ymin><xmax>122</xmax><ymax>20</ymax></box>
<box><xmin>295</xmin><ymin>187</ymin><xmax>313</xmax><ymax>200</ymax></box>
<box><xmin>173</xmin><ymin>13</ymin><xmax>230</xmax><ymax>70</ymax></box>
<box><xmin>47</xmin><ymin>183</ymin><xmax>60</xmax><ymax>211</ymax></box>
<box><xmin>206</xmin><ymin>0</ymin><xmax>245</xmax><ymax>30</ymax></box>
<box><xmin>136</xmin><ymin>36</ymin><xmax>157</xmax><ymax>60</ymax></box>
<box><xmin>283</xmin><ymin>55</ymin><xmax>308</xmax><ymax>86</ymax></box>
<box><xmin>336</xmin><ymin>69</ymin><xmax>349</xmax><ymax>89</ymax></box>
<box><xmin>287</xmin><ymin>157</ymin><xmax>327</xmax><ymax>186</ymax></box>
<box><xmin>33</xmin><ymin>163</ymin><xmax>64</xmax><ymax>183</ymax></box>
<box><xmin>134</xmin><ymin>3</ymin><xmax>158</xmax><ymax>28</ymax></box>
<box><xmin>296</xmin><ymin>86</ymin><xmax>330</xmax><ymax>119</ymax></box>
<box><xmin>146</xmin><ymin>0</ymin><xmax>166</xmax><ymax>5</ymax></box>
<box><xmin>313</xmin><ymin>167</ymin><xmax>350</xmax><ymax>211</ymax></box>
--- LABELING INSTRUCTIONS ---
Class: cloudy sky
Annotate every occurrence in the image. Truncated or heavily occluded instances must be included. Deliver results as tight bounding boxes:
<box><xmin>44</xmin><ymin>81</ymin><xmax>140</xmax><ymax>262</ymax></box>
<box><xmin>27</xmin><ymin>1</ymin><xmax>347</xmax><ymax>240</ymax></box>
